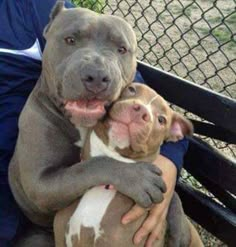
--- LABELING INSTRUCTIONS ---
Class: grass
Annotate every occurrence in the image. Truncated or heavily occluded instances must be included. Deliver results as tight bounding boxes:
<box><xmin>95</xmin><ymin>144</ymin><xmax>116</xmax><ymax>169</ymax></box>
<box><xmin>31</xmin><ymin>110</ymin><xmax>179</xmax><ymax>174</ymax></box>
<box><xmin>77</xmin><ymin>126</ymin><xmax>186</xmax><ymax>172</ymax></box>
<box><xmin>195</xmin><ymin>27</ymin><xmax>210</xmax><ymax>36</ymax></box>
<box><xmin>184</xmin><ymin>4</ymin><xmax>199</xmax><ymax>18</ymax></box>
<box><xmin>208</xmin><ymin>16</ymin><xmax>222</xmax><ymax>25</ymax></box>
<box><xmin>212</xmin><ymin>26</ymin><xmax>232</xmax><ymax>43</ymax></box>
<box><xmin>71</xmin><ymin>0</ymin><xmax>105</xmax><ymax>13</ymax></box>
<box><xmin>225</xmin><ymin>12</ymin><xmax>236</xmax><ymax>25</ymax></box>
<box><xmin>168</xmin><ymin>3</ymin><xmax>200</xmax><ymax>18</ymax></box>
<box><xmin>165</xmin><ymin>2</ymin><xmax>235</xmax><ymax>50</ymax></box>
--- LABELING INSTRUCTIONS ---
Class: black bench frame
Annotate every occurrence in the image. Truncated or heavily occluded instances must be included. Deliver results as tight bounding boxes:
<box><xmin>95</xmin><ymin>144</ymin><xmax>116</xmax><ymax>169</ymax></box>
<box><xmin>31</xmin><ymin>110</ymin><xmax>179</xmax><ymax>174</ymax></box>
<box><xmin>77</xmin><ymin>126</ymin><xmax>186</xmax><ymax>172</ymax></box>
<box><xmin>137</xmin><ymin>61</ymin><xmax>236</xmax><ymax>246</ymax></box>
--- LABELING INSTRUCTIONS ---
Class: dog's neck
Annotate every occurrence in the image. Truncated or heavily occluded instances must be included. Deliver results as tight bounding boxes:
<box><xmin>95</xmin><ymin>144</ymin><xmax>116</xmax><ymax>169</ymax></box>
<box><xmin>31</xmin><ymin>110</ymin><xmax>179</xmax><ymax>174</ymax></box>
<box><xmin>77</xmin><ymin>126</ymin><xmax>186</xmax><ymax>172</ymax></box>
<box><xmin>81</xmin><ymin>121</ymin><xmax>159</xmax><ymax>163</ymax></box>
<box><xmin>33</xmin><ymin>73</ymin><xmax>65</xmax><ymax>113</ymax></box>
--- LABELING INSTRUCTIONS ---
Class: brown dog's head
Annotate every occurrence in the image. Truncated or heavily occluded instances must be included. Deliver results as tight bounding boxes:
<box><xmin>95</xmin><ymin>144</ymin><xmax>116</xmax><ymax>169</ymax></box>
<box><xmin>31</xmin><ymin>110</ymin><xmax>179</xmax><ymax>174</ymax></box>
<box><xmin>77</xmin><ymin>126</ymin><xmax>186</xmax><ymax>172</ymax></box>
<box><xmin>100</xmin><ymin>83</ymin><xmax>193</xmax><ymax>160</ymax></box>
<box><xmin>42</xmin><ymin>1</ymin><xmax>137</xmax><ymax>127</ymax></box>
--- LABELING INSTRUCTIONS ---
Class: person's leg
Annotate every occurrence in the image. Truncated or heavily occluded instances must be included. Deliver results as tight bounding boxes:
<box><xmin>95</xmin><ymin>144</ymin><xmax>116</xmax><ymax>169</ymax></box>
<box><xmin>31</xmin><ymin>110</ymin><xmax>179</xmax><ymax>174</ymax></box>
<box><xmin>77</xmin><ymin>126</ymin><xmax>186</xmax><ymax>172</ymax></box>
<box><xmin>0</xmin><ymin>184</ymin><xmax>19</xmax><ymax>247</ymax></box>
<box><xmin>0</xmin><ymin>114</ymin><xmax>23</xmax><ymax>246</ymax></box>
<box><xmin>0</xmin><ymin>1</ymin><xmax>75</xmax><ymax>245</ymax></box>
<box><xmin>13</xmin><ymin>224</ymin><xmax>54</xmax><ymax>247</ymax></box>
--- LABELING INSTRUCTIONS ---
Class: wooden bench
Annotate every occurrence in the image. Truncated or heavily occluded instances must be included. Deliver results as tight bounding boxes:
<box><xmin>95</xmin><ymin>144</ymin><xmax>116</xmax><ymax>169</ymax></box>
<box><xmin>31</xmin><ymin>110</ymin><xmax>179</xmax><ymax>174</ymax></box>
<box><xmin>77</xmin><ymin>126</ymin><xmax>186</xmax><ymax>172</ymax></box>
<box><xmin>137</xmin><ymin>61</ymin><xmax>236</xmax><ymax>246</ymax></box>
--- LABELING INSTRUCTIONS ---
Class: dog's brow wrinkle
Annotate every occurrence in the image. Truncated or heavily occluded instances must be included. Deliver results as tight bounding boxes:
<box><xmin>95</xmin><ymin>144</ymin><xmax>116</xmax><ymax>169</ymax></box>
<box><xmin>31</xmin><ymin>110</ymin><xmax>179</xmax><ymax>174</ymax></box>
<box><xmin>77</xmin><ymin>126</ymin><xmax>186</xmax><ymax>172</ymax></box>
<box><xmin>109</xmin><ymin>32</ymin><xmax>128</xmax><ymax>48</ymax></box>
<box><xmin>146</xmin><ymin>95</ymin><xmax>159</xmax><ymax>106</ymax></box>
<box><xmin>73</xmin><ymin>30</ymin><xmax>81</xmax><ymax>36</ymax></box>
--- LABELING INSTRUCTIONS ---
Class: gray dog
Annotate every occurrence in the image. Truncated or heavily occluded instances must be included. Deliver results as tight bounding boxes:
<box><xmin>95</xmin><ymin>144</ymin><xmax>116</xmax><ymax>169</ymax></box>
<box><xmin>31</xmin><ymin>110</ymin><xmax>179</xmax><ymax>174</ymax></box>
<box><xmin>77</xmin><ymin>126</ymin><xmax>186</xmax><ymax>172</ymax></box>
<box><xmin>9</xmin><ymin>1</ymin><xmax>166</xmax><ymax>246</ymax></box>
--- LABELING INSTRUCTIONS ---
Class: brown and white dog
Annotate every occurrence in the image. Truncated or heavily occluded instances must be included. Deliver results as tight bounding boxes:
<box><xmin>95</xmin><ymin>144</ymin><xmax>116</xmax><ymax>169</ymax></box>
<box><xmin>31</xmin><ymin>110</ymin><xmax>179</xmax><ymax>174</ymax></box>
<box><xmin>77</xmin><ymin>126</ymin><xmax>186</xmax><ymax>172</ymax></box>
<box><xmin>54</xmin><ymin>83</ymin><xmax>203</xmax><ymax>247</ymax></box>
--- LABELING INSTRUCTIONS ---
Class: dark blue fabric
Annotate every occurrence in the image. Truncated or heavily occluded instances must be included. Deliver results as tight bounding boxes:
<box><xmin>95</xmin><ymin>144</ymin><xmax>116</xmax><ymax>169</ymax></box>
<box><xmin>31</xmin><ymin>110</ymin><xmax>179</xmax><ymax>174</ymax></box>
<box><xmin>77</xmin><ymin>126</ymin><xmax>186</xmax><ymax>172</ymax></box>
<box><xmin>134</xmin><ymin>70</ymin><xmax>145</xmax><ymax>83</ymax></box>
<box><xmin>0</xmin><ymin>0</ymin><xmax>74</xmax><ymax>245</ymax></box>
<box><xmin>0</xmin><ymin>0</ymin><xmax>188</xmax><ymax>245</ymax></box>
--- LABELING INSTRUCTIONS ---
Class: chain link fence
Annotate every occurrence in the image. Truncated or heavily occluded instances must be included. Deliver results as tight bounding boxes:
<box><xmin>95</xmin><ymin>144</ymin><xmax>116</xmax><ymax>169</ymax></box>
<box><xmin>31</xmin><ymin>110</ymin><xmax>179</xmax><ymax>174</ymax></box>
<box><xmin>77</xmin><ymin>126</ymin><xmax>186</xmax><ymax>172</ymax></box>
<box><xmin>73</xmin><ymin>0</ymin><xmax>236</xmax><ymax>160</ymax></box>
<box><xmin>72</xmin><ymin>0</ymin><xmax>235</xmax><ymax>245</ymax></box>
<box><xmin>102</xmin><ymin>0</ymin><xmax>236</xmax><ymax>159</ymax></box>
<box><xmin>113</xmin><ymin>0</ymin><xmax>235</xmax><ymax>95</ymax></box>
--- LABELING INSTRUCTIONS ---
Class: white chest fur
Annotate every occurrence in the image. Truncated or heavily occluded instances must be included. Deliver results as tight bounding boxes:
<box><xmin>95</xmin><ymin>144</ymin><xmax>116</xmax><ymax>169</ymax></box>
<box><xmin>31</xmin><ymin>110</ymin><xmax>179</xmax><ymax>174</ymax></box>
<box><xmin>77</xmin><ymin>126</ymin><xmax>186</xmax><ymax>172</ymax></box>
<box><xmin>66</xmin><ymin>131</ymin><xmax>134</xmax><ymax>246</ymax></box>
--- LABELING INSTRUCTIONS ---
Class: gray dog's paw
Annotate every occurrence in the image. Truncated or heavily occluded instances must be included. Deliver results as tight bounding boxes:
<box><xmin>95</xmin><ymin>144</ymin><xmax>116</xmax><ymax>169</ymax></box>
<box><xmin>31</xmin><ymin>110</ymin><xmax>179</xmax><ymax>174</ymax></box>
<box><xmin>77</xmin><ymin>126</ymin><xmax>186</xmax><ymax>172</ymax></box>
<box><xmin>86</xmin><ymin>157</ymin><xmax>166</xmax><ymax>208</ymax></box>
<box><xmin>112</xmin><ymin>162</ymin><xmax>167</xmax><ymax>208</ymax></box>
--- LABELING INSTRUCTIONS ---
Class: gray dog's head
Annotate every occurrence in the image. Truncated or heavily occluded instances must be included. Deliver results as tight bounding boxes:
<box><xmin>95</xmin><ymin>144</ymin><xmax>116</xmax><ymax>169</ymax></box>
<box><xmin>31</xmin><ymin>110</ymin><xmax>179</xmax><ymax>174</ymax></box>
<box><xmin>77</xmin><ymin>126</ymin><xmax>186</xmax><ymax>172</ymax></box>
<box><xmin>42</xmin><ymin>1</ymin><xmax>137</xmax><ymax>127</ymax></box>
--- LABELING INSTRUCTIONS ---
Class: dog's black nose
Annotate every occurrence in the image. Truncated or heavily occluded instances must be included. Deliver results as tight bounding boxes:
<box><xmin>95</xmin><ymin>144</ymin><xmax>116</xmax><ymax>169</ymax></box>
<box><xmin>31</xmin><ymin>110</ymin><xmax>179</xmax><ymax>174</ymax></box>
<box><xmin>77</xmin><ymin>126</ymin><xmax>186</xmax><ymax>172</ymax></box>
<box><xmin>82</xmin><ymin>71</ymin><xmax>111</xmax><ymax>94</ymax></box>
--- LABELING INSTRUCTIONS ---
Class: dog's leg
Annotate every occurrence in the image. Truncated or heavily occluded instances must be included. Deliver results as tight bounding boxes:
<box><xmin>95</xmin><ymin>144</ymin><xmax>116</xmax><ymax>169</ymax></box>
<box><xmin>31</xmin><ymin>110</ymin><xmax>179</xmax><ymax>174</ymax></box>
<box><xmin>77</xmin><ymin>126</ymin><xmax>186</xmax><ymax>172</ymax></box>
<box><xmin>186</xmin><ymin>219</ymin><xmax>204</xmax><ymax>247</ymax></box>
<box><xmin>167</xmin><ymin>192</ymin><xmax>203</xmax><ymax>247</ymax></box>
<box><xmin>167</xmin><ymin>193</ymin><xmax>191</xmax><ymax>247</ymax></box>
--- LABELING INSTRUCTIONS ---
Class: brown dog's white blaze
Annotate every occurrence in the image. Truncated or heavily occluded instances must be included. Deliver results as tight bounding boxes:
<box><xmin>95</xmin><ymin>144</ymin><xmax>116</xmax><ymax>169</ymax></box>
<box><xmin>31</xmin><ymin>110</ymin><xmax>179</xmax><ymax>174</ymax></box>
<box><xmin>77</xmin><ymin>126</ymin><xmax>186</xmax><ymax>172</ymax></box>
<box><xmin>106</xmin><ymin>83</ymin><xmax>193</xmax><ymax>159</ymax></box>
<box><xmin>107</xmin><ymin>101</ymin><xmax>153</xmax><ymax>152</ymax></box>
<box><xmin>64</xmin><ymin>84</ymin><xmax>194</xmax><ymax>247</ymax></box>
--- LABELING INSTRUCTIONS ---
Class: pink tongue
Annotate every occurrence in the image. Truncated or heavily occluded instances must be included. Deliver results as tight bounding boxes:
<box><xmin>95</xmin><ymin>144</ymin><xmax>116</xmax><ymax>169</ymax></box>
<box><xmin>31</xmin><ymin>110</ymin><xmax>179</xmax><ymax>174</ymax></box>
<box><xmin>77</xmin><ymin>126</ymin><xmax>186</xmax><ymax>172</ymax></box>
<box><xmin>65</xmin><ymin>99</ymin><xmax>106</xmax><ymax>115</ymax></box>
<box><xmin>64</xmin><ymin>99</ymin><xmax>106</xmax><ymax>127</ymax></box>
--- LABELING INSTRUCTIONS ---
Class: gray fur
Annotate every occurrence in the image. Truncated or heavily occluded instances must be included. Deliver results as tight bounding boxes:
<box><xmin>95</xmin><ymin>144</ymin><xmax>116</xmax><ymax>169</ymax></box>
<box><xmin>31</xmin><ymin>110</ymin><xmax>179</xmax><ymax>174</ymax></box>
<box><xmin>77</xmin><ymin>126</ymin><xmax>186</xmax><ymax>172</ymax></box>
<box><xmin>13</xmin><ymin>225</ymin><xmax>54</xmax><ymax>247</ymax></box>
<box><xmin>50</xmin><ymin>1</ymin><xmax>65</xmax><ymax>20</ymax></box>
<box><xmin>9</xmin><ymin>4</ymin><xmax>165</xmax><ymax>238</ymax></box>
<box><xmin>167</xmin><ymin>193</ymin><xmax>191</xmax><ymax>247</ymax></box>
<box><xmin>43</xmin><ymin>1</ymin><xmax>65</xmax><ymax>37</ymax></box>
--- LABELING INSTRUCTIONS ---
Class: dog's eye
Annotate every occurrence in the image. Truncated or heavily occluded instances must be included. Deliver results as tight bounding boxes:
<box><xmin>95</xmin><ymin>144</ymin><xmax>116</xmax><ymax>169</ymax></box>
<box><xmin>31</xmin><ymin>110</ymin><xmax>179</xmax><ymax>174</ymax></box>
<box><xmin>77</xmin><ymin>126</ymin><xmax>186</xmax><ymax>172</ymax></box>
<box><xmin>64</xmin><ymin>37</ymin><xmax>76</xmax><ymax>45</ymax></box>
<box><xmin>127</xmin><ymin>86</ymin><xmax>136</xmax><ymax>95</ymax></box>
<box><xmin>118</xmin><ymin>46</ymin><xmax>127</xmax><ymax>54</ymax></box>
<box><xmin>121</xmin><ymin>85</ymin><xmax>136</xmax><ymax>98</ymax></box>
<box><xmin>158</xmin><ymin>116</ymin><xmax>166</xmax><ymax>125</ymax></box>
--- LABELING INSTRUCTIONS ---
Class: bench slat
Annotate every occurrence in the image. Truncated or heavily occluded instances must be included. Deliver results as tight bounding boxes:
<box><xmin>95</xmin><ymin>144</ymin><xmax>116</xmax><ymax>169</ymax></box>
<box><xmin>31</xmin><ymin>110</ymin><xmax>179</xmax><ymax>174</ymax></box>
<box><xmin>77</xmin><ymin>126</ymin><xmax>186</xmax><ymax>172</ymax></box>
<box><xmin>190</xmin><ymin>119</ymin><xmax>236</xmax><ymax>144</ymax></box>
<box><xmin>176</xmin><ymin>181</ymin><xmax>236</xmax><ymax>246</ymax></box>
<box><xmin>137</xmin><ymin>61</ymin><xmax>236</xmax><ymax>135</ymax></box>
<box><xmin>194</xmin><ymin>177</ymin><xmax>236</xmax><ymax>214</ymax></box>
<box><xmin>137</xmin><ymin>61</ymin><xmax>236</xmax><ymax>244</ymax></box>
<box><xmin>184</xmin><ymin>137</ymin><xmax>236</xmax><ymax>195</ymax></box>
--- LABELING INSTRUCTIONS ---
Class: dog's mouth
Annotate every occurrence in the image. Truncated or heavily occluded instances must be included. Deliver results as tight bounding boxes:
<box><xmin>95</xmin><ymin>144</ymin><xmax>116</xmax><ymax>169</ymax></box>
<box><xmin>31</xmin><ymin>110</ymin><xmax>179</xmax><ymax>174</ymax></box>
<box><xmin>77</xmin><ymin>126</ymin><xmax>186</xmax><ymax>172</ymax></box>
<box><xmin>106</xmin><ymin>101</ymin><xmax>153</xmax><ymax>152</ymax></box>
<box><xmin>64</xmin><ymin>99</ymin><xmax>109</xmax><ymax>127</ymax></box>
<box><xmin>107</xmin><ymin>118</ymin><xmax>151</xmax><ymax>153</ymax></box>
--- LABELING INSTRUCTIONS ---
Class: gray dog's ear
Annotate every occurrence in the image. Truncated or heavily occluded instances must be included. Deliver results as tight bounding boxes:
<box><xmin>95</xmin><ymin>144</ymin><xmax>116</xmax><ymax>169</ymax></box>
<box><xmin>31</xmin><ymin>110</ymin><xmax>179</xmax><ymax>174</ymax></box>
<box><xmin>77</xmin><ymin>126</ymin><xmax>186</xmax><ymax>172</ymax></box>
<box><xmin>50</xmin><ymin>0</ymin><xmax>65</xmax><ymax>20</ymax></box>
<box><xmin>43</xmin><ymin>1</ymin><xmax>66</xmax><ymax>38</ymax></box>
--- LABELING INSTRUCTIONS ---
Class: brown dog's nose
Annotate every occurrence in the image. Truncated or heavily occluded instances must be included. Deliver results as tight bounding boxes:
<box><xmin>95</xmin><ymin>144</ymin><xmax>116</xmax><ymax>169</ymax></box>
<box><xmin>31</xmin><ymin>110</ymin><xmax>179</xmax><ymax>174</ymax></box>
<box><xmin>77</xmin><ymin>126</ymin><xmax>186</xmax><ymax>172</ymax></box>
<box><xmin>82</xmin><ymin>71</ymin><xmax>111</xmax><ymax>94</ymax></box>
<box><xmin>132</xmin><ymin>104</ymin><xmax>150</xmax><ymax>122</ymax></box>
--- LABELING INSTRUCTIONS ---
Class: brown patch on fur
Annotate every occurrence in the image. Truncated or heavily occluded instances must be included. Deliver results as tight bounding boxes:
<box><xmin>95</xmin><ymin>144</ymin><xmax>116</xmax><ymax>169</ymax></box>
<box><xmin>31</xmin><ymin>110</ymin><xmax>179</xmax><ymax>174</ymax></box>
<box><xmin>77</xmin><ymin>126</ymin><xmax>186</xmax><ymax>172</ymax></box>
<box><xmin>97</xmin><ymin>192</ymin><xmax>166</xmax><ymax>247</ymax></box>
<box><xmin>70</xmin><ymin>228</ymin><xmax>99</xmax><ymax>247</ymax></box>
<box><xmin>97</xmin><ymin>192</ymin><xmax>146</xmax><ymax>246</ymax></box>
<box><xmin>71</xmin><ymin>234</ymin><xmax>79</xmax><ymax>246</ymax></box>
<box><xmin>54</xmin><ymin>201</ymin><xmax>79</xmax><ymax>247</ymax></box>
<box><xmin>78</xmin><ymin>227</ymin><xmax>97</xmax><ymax>246</ymax></box>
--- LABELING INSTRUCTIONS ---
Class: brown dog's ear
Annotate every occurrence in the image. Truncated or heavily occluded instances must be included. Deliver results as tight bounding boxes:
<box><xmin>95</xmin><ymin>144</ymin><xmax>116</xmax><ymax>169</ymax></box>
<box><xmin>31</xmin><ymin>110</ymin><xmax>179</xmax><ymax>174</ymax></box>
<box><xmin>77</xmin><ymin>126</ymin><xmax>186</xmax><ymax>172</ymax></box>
<box><xmin>166</xmin><ymin>112</ymin><xmax>193</xmax><ymax>142</ymax></box>
<box><xmin>43</xmin><ymin>1</ymin><xmax>66</xmax><ymax>38</ymax></box>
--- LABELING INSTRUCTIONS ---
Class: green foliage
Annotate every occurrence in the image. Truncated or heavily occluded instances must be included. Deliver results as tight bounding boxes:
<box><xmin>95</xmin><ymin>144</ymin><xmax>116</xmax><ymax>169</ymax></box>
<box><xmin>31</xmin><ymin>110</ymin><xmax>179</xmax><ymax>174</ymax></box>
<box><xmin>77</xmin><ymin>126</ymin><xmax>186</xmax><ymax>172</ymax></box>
<box><xmin>212</xmin><ymin>26</ymin><xmax>232</xmax><ymax>44</ymax></box>
<box><xmin>184</xmin><ymin>4</ymin><xmax>198</xmax><ymax>17</ymax></box>
<box><xmin>71</xmin><ymin>0</ymin><xmax>105</xmax><ymax>13</ymax></box>
<box><xmin>225</xmin><ymin>13</ymin><xmax>236</xmax><ymax>25</ymax></box>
